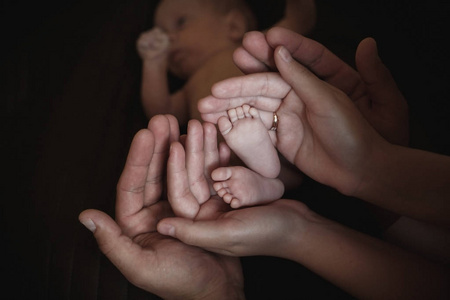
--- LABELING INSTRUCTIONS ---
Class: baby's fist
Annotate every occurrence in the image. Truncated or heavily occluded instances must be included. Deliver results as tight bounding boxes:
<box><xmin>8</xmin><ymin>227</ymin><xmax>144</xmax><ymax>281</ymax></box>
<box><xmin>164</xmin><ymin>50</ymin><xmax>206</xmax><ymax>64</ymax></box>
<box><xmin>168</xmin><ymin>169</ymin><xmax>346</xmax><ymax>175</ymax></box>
<box><xmin>136</xmin><ymin>27</ymin><xmax>170</xmax><ymax>61</ymax></box>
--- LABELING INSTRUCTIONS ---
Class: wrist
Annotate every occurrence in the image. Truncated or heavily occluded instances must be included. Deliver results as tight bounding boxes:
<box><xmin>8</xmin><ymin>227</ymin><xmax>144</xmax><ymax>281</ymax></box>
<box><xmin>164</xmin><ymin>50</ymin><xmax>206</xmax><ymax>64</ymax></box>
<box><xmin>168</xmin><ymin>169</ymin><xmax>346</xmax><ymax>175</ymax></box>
<box><xmin>181</xmin><ymin>280</ymin><xmax>245</xmax><ymax>300</ymax></box>
<box><xmin>273</xmin><ymin>200</ymin><xmax>322</xmax><ymax>261</ymax></box>
<box><xmin>350</xmin><ymin>140</ymin><xmax>398</xmax><ymax>202</ymax></box>
<box><xmin>143</xmin><ymin>57</ymin><xmax>168</xmax><ymax>71</ymax></box>
<box><xmin>165</xmin><ymin>283</ymin><xmax>245</xmax><ymax>300</ymax></box>
<box><xmin>278</xmin><ymin>200</ymin><xmax>348</xmax><ymax>270</ymax></box>
<box><xmin>199</xmin><ymin>287</ymin><xmax>246</xmax><ymax>300</ymax></box>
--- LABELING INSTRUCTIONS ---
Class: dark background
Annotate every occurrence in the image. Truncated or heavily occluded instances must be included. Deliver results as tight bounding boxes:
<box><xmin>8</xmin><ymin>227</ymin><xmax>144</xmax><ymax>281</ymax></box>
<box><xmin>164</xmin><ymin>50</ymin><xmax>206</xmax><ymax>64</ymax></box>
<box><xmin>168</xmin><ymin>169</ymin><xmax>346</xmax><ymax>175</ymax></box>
<box><xmin>2</xmin><ymin>1</ymin><xmax>449</xmax><ymax>299</ymax></box>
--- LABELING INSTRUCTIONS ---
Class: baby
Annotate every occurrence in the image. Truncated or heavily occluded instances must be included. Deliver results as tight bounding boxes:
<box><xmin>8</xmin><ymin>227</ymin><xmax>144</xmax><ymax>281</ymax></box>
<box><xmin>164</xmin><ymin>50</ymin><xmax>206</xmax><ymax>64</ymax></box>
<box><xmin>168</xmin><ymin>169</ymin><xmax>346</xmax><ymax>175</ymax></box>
<box><xmin>136</xmin><ymin>0</ymin><xmax>315</xmax><ymax>207</ymax></box>
<box><xmin>136</xmin><ymin>0</ymin><xmax>316</xmax><ymax>125</ymax></box>
<box><xmin>136</xmin><ymin>0</ymin><xmax>259</xmax><ymax>126</ymax></box>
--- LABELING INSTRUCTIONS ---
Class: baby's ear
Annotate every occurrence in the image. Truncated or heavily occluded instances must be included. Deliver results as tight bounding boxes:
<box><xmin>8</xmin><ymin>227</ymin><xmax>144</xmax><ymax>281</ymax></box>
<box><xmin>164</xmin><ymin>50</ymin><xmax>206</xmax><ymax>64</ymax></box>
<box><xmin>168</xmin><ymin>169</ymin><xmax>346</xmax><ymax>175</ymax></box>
<box><xmin>225</xmin><ymin>9</ymin><xmax>249</xmax><ymax>42</ymax></box>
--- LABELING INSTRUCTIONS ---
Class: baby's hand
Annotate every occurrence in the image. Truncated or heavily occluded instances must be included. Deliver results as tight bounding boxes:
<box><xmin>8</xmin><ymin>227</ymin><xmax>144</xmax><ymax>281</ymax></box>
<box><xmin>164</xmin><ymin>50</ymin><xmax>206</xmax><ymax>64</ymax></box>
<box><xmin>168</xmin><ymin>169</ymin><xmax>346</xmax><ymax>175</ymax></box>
<box><xmin>136</xmin><ymin>27</ymin><xmax>170</xmax><ymax>61</ymax></box>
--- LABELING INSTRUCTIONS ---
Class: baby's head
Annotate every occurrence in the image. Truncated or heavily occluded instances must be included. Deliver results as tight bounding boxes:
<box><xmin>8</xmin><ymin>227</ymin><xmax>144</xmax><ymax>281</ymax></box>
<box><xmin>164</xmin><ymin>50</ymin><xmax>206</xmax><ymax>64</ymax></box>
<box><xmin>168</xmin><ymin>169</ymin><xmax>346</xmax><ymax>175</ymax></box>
<box><xmin>154</xmin><ymin>0</ymin><xmax>257</xmax><ymax>79</ymax></box>
<box><xmin>200</xmin><ymin>0</ymin><xmax>257</xmax><ymax>31</ymax></box>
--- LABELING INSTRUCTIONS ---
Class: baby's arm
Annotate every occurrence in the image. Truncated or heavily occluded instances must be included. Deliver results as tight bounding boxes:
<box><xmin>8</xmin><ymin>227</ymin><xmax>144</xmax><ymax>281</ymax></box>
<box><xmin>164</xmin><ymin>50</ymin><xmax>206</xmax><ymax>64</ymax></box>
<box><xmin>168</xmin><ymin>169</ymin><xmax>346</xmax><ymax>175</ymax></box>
<box><xmin>137</xmin><ymin>28</ymin><xmax>188</xmax><ymax>122</ymax></box>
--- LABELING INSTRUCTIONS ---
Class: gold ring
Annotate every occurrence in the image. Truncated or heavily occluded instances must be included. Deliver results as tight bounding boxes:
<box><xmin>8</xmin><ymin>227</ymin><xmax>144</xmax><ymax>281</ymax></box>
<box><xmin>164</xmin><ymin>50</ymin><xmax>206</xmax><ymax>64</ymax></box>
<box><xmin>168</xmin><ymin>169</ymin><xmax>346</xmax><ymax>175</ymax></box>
<box><xmin>270</xmin><ymin>112</ymin><xmax>278</xmax><ymax>131</ymax></box>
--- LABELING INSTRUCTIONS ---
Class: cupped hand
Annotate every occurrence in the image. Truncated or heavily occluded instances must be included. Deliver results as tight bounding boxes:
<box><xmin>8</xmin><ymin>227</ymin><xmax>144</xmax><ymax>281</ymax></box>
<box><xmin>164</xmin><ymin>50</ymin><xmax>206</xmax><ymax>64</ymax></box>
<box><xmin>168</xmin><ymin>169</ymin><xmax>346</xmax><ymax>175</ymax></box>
<box><xmin>158</xmin><ymin>198</ymin><xmax>313</xmax><ymax>260</ymax></box>
<box><xmin>201</xmin><ymin>45</ymin><xmax>390</xmax><ymax>196</ymax></box>
<box><xmin>216</xmin><ymin>27</ymin><xmax>409</xmax><ymax>146</ymax></box>
<box><xmin>157</xmin><ymin>120</ymin><xmax>314</xmax><ymax>259</ymax></box>
<box><xmin>79</xmin><ymin>115</ymin><xmax>244</xmax><ymax>300</ymax></box>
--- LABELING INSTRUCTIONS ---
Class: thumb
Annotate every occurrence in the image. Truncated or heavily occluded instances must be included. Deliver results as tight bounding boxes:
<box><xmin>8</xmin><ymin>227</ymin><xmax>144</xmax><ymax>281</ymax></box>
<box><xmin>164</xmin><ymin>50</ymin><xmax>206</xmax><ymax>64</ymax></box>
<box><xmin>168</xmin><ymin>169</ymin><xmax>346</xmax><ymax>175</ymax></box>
<box><xmin>157</xmin><ymin>217</ymin><xmax>236</xmax><ymax>256</ymax></box>
<box><xmin>356</xmin><ymin>38</ymin><xmax>406</xmax><ymax>107</ymax></box>
<box><xmin>79</xmin><ymin>209</ymin><xmax>142</xmax><ymax>275</ymax></box>
<box><xmin>355</xmin><ymin>38</ymin><xmax>409</xmax><ymax>145</ymax></box>
<box><xmin>273</xmin><ymin>45</ymin><xmax>341</xmax><ymax>114</ymax></box>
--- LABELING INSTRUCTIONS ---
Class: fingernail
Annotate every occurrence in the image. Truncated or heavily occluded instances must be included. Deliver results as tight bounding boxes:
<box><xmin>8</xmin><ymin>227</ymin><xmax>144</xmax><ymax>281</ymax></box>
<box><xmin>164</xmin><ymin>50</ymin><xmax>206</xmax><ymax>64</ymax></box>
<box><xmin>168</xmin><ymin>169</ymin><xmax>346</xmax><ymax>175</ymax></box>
<box><xmin>80</xmin><ymin>218</ymin><xmax>97</xmax><ymax>232</ymax></box>
<box><xmin>158</xmin><ymin>223</ymin><xmax>175</xmax><ymax>236</ymax></box>
<box><xmin>278</xmin><ymin>46</ymin><xmax>292</xmax><ymax>63</ymax></box>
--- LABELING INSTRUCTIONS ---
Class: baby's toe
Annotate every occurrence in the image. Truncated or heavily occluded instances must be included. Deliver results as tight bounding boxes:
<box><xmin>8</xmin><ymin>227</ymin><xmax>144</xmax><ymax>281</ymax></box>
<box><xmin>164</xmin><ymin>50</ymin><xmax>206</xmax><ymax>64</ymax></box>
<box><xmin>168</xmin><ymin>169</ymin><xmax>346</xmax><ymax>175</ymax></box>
<box><xmin>217</xmin><ymin>117</ymin><xmax>233</xmax><ymax>136</ymax></box>
<box><xmin>211</xmin><ymin>167</ymin><xmax>233</xmax><ymax>181</ymax></box>
<box><xmin>230</xmin><ymin>198</ymin><xmax>242</xmax><ymax>209</ymax></box>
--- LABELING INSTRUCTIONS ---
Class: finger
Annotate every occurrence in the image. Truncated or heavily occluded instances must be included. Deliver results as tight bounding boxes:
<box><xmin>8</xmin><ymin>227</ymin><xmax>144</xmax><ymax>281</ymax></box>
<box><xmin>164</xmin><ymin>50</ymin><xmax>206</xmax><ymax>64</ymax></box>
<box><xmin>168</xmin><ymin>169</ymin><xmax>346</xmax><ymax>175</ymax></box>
<box><xmin>355</xmin><ymin>38</ymin><xmax>409</xmax><ymax>145</ymax></box>
<box><xmin>79</xmin><ymin>209</ymin><xmax>149</xmax><ymax>277</ymax></box>
<box><xmin>198</xmin><ymin>95</ymin><xmax>282</xmax><ymax>123</ymax></box>
<box><xmin>266</xmin><ymin>27</ymin><xmax>364</xmax><ymax>99</ymax></box>
<box><xmin>243</xmin><ymin>31</ymin><xmax>275</xmax><ymax>67</ymax></box>
<box><xmin>179</xmin><ymin>134</ymin><xmax>187</xmax><ymax>148</ymax></box>
<box><xmin>211</xmin><ymin>72</ymin><xmax>290</xmax><ymax>99</ymax></box>
<box><xmin>115</xmin><ymin>127</ymin><xmax>175</xmax><ymax>237</ymax></box>
<box><xmin>197</xmin><ymin>73</ymin><xmax>287</xmax><ymax>121</ymax></box>
<box><xmin>146</xmin><ymin>115</ymin><xmax>173</xmax><ymax>204</ymax></box>
<box><xmin>165</xmin><ymin>114</ymin><xmax>180</xmax><ymax>143</ymax></box>
<box><xmin>200</xmin><ymin>111</ymin><xmax>228</xmax><ymax>124</ymax></box>
<box><xmin>233</xmin><ymin>31</ymin><xmax>275</xmax><ymax>73</ymax></box>
<box><xmin>356</xmin><ymin>38</ymin><xmax>407</xmax><ymax>108</ymax></box>
<box><xmin>233</xmin><ymin>47</ymin><xmax>270</xmax><ymax>74</ymax></box>
<box><xmin>257</xmin><ymin>109</ymin><xmax>277</xmax><ymax>130</ymax></box>
<box><xmin>157</xmin><ymin>217</ymin><xmax>237</xmax><ymax>256</ymax></box>
<box><xmin>203</xmin><ymin>122</ymin><xmax>220</xmax><ymax>192</ymax></box>
<box><xmin>185</xmin><ymin>120</ymin><xmax>210</xmax><ymax>204</ymax></box>
<box><xmin>218</xmin><ymin>142</ymin><xmax>231</xmax><ymax>167</ymax></box>
<box><xmin>116</xmin><ymin>129</ymin><xmax>155</xmax><ymax>221</ymax></box>
<box><xmin>274</xmin><ymin>45</ymin><xmax>346</xmax><ymax>113</ymax></box>
<box><xmin>167</xmin><ymin>142</ymin><xmax>200</xmax><ymax>219</ymax></box>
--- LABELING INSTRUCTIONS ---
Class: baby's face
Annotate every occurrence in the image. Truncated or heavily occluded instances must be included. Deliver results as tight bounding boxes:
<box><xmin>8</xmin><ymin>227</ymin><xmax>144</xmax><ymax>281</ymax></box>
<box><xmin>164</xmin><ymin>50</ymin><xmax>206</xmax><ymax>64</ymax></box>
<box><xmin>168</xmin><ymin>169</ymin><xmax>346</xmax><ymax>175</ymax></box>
<box><xmin>155</xmin><ymin>0</ymin><xmax>237</xmax><ymax>79</ymax></box>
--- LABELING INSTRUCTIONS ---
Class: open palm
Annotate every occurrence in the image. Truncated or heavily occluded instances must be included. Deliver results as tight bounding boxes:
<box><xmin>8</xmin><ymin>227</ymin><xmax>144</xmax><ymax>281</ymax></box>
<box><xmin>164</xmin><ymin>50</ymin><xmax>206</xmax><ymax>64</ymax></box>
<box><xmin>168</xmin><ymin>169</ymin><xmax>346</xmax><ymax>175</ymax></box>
<box><xmin>79</xmin><ymin>115</ymin><xmax>243</xmax><ymax>299</ymax></box>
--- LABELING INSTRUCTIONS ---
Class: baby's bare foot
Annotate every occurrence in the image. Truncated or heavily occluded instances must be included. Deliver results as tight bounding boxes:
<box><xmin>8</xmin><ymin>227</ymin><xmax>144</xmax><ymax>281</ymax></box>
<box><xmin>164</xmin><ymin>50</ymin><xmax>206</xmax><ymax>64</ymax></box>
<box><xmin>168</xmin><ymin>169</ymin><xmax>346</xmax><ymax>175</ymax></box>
<box><xmin>218</xmin><ymin>105</ymin><xmax>280</xmax><ymax>178</ymax></box>
<box><xmin>212</xmin><ymin>166</ymin><xmax>284</xmax><ymax>208</ymax></box>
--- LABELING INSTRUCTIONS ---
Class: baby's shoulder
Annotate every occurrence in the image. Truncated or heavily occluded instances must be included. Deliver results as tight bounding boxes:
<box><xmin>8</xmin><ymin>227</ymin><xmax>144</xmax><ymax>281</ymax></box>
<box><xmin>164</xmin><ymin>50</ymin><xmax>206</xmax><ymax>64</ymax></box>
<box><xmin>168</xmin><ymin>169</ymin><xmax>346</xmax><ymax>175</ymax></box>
<box><xmin>189</xmin><ymin>48</ymin><xmax>242</xmax><ymax>87</ymax></box>
<box><xmin>183</xmin><ymin>48</ymin><xmax>243</xmax><ymax>118</ymax></box>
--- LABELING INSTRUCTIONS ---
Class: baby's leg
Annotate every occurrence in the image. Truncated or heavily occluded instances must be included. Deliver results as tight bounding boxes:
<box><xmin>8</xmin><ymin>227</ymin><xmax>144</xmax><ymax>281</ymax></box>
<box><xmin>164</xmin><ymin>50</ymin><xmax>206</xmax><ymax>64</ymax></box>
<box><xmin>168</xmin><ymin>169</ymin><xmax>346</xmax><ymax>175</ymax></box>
<box><xmin>218</xmin><ymin>105</ymin><xmax>280</xmax><ymax>178</ymax></box>
<box><xmin>212</xmin><ymin>166</ymin><xmax>284</xmax><ymax>208</ymax></box>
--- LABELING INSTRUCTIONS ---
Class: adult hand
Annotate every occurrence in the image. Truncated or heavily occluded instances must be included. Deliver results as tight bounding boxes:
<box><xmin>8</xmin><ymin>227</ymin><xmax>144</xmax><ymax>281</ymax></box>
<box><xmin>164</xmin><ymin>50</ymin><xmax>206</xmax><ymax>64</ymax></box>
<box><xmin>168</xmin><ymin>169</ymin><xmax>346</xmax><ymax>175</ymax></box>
<box><xmin>201</xmin><ymin>44</ymin><xmax>391</xmax><ymax>196</ymax></box>
<box><xmin>167</xmin><ymin>118</ymin><xmax>231</xmax><ymax>219</ymax></box>
<box><xmin>158</xmin><ymin>119</ymin><xmax>312</xmax><ymax>259</ymax></box>
<box><xmin>158</xmin><ymin>118</ymin><xmax>450</xmax><ymax>298</ymax></box>
<box><xmin>158</xmin><ymin>198</ymin><xmax>312</xmax><ymax>258</ymax></box>
<box><xmin>158</xmin><ymin>190</ymin><xmax>450</xmax><ymax>300</ymax></box>
<box><xmin>79</xmin><ymin>115</ymin><xmax>243</xmax><ymax>300</ymax></box>
<box><xmin>201</xmin><ymin>27</ymin><xmax>409</xmax><ymax>146</ymax></box>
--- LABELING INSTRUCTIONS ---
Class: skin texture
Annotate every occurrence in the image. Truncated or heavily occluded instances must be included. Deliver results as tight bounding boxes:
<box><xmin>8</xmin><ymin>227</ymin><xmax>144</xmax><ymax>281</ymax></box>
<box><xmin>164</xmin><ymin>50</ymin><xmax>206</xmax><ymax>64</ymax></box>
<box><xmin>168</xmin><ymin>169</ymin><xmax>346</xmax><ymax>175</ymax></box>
<box><xmin>80</xmin><ymin>27</ymin><xmax>449</xmax><ymax>299</ymax></box>
<box><xmin>137</xmin><ymin>0</ymin><xmax>247</xmax><ymax>122</ymax></box>
<box><xmin>138</xmin><ymin>3</ymin><xmax>313</xmax><ymax>193</ymax></box>
<box><xmin>212</xmin><ymin>165</ymin><xmax>284</xmax><ymax>208</ymax></box>
<box><xmin>156</xmin><ymin>33</ymin><xmax>450</xmax><ymax>298</ymax></box>
<box><xmin>79</xmin><ymin>115</ymin><xmax>245</xmax><ymax>300</ymax></box>
<box><xmin>199</xmin><ymin>27</ymin><xmax>450</xmax><ymax>227</ymax></box>
<box><xmin>200</xmin><ymin>28</ymin><xmax>409</xmax><ymax>147</ymax></box>
<box><xmin>198</xmin><ymin>27</ymin><xmax>409</xmax><ymax>227</ymax></box>
<box><xmin>217</xmin><ymin>104</ymin><xmax>280</xmax><ymax>178</ymax></box>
